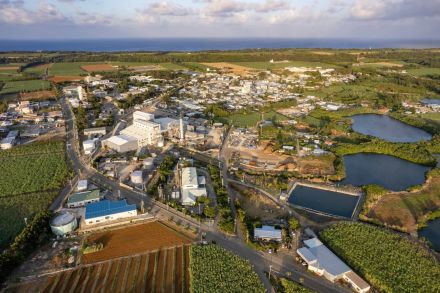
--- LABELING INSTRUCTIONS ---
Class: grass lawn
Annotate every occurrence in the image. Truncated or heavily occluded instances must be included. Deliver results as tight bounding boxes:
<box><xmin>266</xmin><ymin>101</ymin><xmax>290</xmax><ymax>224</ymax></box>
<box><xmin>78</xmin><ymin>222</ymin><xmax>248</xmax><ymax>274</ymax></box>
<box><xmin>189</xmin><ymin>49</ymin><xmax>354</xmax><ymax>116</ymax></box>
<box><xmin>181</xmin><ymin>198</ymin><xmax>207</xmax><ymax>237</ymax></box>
<box><xmin>232</xmin><ymin>61</ymin><xmax>334</xmax><ymax>70</ymax></box>
<box><xmin>407</xmin><ymin>67</ymin><xmax>440</xmax><ymax>77</ymax></box>
<box><xmin>0</xmin><ymin>79</ymin><xmax>51</xmax><ymax>94</ymax></box>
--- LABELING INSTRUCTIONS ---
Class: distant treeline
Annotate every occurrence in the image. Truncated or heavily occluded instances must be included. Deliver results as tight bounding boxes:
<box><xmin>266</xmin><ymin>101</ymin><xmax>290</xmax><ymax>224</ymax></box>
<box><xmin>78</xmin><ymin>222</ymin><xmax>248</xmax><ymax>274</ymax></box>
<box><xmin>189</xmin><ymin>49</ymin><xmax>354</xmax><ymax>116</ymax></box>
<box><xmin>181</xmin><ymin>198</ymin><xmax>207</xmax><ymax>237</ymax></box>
<box><xmin>1</xmin><ymin>49</ymin><xmax>359</xmax><ymax>64</ymax></box>
<box><xmin>362</xmin><ymin>49</ymin><xmax>440</xmax><ymax>67</ymax></box>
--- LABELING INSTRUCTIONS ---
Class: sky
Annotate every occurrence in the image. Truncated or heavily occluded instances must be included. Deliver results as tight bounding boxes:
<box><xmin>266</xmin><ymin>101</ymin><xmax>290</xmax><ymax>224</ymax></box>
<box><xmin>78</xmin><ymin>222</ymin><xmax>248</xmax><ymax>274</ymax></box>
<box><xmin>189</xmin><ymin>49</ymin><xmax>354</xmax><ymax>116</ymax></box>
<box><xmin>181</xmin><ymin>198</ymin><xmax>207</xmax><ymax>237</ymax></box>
<box><xmin>0</xmin><ymin>0</ymin><xmax>439</xmax><ymax>39</ymax></box>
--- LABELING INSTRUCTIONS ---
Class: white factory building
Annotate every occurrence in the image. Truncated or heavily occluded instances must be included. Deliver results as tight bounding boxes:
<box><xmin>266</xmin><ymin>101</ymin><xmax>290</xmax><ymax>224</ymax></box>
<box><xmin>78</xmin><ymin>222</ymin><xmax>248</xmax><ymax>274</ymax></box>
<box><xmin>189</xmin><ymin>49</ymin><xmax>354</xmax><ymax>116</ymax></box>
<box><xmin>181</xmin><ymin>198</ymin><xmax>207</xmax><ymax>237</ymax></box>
<box><xmin>121</xmin><ymin>119</ymin><xmax>161</xmax><ymax>146</ymax></box>
<box><xmin>103</xmin><ymin>134</ymin><xmax>138</xmax><ymax>153</ymax></box>
<box><xmin>104</xmin><ymin>111</ymin><xmax>181</xmax><ymax>152</ymax></box>
<box><xmin>181</xmin><ymin>167</ymin><xmax>207</xmax><ymax>206</ymax></box>
<box><xmin>297</xmin><ymin>238</ymin><xmax>370</xmax><ymax>293</ymax></box>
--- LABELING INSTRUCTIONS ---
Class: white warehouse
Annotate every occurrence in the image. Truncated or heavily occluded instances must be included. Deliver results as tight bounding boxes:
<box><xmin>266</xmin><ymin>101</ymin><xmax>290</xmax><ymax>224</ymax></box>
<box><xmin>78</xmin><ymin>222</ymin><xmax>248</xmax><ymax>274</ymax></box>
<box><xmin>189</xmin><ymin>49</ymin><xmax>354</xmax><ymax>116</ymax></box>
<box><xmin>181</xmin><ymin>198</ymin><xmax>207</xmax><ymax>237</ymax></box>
<box><xmin>181</xmin><ymin>167</ymin><xmax>207</xmax><ymax>206</ymax></box>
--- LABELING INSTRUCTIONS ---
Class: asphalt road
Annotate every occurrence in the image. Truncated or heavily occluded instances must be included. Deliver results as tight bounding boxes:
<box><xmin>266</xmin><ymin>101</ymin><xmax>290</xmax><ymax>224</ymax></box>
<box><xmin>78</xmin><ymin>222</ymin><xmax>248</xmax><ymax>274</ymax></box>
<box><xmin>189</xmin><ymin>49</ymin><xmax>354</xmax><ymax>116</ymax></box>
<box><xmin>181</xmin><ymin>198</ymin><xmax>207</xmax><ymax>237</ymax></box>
<box><xmin>59</xmin><ymin>97</ymin><xmax>349</xmax><ymax>293</ymax></box>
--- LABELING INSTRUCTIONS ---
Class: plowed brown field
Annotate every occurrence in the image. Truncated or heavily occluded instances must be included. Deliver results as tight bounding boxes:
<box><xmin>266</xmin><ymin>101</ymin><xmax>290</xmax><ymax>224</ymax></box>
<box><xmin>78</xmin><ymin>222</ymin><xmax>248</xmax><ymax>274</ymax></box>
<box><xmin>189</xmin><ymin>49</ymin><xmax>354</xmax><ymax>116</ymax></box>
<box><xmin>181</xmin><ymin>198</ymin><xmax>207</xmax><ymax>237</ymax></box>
<box><xmin>82</xmin><ymin>221</ymin><xmax>191</xmax><ymax>264</ymax></box>
<box><xmin>5</xmin><ymin>245</ymin><xmax>191</xmax><ymax>293</ymax></box>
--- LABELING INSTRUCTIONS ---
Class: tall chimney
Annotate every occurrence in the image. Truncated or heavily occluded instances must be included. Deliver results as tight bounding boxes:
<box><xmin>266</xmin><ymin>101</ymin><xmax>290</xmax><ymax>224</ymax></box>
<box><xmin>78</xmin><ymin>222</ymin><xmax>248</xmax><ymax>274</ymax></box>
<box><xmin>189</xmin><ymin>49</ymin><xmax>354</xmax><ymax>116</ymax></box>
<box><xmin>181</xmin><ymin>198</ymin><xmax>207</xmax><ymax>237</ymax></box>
<box><xmin>179</xmin><ymin>116</ymin><xmax>185</xmax><ymax>142</ymax></box>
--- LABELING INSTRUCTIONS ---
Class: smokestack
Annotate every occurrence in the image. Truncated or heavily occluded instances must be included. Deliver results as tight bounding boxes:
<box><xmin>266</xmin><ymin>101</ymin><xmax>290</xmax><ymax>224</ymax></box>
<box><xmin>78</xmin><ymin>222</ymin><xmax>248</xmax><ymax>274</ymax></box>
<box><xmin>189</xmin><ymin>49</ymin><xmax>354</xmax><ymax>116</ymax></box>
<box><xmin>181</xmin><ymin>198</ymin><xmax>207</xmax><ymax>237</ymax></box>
<box><xmin>180</xmin><ymin>116</ymin><xmax>185</xmax><ymax>142</ymax></box>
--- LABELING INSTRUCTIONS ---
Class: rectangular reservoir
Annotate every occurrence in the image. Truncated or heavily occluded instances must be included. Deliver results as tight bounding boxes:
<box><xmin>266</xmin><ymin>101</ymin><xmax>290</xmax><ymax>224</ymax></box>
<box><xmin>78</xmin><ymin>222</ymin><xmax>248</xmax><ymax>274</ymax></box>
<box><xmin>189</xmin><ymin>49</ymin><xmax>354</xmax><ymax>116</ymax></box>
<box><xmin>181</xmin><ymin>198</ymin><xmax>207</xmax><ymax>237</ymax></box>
<box><xmin>288</xmin><ymin>184</ymin><xmax>361</xmax><ymax>218</ymax></box>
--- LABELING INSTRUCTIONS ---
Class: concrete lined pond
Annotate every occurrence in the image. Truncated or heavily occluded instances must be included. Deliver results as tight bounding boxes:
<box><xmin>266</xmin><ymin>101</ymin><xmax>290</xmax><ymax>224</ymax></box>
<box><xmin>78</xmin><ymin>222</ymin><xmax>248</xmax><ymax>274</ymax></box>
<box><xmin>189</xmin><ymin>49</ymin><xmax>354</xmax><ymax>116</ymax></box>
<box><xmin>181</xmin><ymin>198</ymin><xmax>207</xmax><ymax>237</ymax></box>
<box><xmin>288</xmin><ymin>184</ymin><xmax>360</xmax><ymax>218</ymax></box>
<box><xmin>351</xmin><ymin>114</ymin><xmax>432</xmax><ymax>142</ymax></box>
<box><xmin>341</xmin><ymin>153</ymin><xmax>431</xmax><ymax>191</ymax></box>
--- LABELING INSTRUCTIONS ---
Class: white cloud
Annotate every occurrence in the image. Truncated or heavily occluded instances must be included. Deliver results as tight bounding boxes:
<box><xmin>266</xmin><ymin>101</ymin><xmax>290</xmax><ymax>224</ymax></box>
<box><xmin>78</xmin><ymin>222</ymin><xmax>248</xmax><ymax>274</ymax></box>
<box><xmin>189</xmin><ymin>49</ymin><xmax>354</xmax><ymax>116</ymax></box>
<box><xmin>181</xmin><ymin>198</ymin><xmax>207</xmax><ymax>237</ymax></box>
<box><xmin>351</xmin><ymin>0</ymin><xmax>440</xmax><ymax>20</ymax></box>
<box><xmin>0</xmin><ymin>1</ymin><xmax>65</xmax><ymax>24</ymax></box>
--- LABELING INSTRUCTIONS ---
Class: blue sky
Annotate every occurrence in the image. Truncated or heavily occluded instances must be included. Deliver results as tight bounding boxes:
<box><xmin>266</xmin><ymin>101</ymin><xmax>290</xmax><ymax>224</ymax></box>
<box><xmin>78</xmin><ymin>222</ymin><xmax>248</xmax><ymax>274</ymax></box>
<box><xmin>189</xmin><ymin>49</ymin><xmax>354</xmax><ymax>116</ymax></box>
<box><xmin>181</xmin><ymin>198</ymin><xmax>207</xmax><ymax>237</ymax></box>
<box><xmin>0</xmin><ymin>0</ymin><xmax>439</xmax><ymax>39</ymax></box>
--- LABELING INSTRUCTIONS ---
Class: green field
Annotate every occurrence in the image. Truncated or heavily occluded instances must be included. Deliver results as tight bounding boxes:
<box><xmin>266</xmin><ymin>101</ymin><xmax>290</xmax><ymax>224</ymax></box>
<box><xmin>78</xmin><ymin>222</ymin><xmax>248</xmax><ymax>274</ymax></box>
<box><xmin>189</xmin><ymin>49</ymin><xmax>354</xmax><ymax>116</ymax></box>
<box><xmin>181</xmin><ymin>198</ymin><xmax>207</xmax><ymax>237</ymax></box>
<box><xmin>278</xmin><ymin>278</ymin><xmax>314</xmax><ymax>293</ymax></box>
<box><xmin>225</xmin><ymin>110</ymin><xmax>288</xmax><ymax>128</ymax></box>
<box><xmin>232</xmin><ymin>61</ymin><xmax>334</xmax><ymax>70</ymax></box>
<box><xmin>420</xmin><ymin>112</ymin><xmax>440</xmax><ymax>121</ymax></box>
<box><xmin>190</xmin><ymin>244</ymin><xmax>265</xmax><ymax>293</ymax></box>
<box><xmin>407</xmin><ymin>67</ymin><xmax>440</xmax><ymax>77</ymax></box>
<box><xmin>49</xmin><ymin>62</ymin><xmax>88</xmax><ymax>76</ymax></box>
<box><xmin>159</xmin><ymin>62</ymin><xmax>189</xmax><ymax>70</ymax></box>
<box><xmin>0</xmin><ymin>141</ymin><xmax>70</xmax><ymax>248</ymax></box>
<box><xmin>0</xmin><ymin>191</ymin><xmax>57</xmax><ymax>249</ymax></box>
<box><xmin>0</xmin><ymin>79</ymin><xmax>51</xmax><ymax>94</ymax></box>
<box><xmin>23</xmin><ymin>65</ymin><xmax>49</xmax><ymax>75</ymax></box>
<box><xmin>321</xmin><ymin>222</ymin><xmax>440</xmax><ymax>293</ymax></box>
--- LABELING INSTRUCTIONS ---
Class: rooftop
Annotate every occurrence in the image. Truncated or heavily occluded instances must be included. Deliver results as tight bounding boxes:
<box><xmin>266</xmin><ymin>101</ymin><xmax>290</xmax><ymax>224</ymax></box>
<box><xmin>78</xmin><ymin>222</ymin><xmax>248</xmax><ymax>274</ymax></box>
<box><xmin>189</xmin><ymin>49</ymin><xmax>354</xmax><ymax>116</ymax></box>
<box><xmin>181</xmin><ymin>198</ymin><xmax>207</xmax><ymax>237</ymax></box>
<box><xmin>182</xmin><ymin>167</ymin><xmax>199</xmax><ymax>188</ymax></box>
<box><xmin>345</xmin><ymin>271</ymin><xmax>371</xmax><ymax>291</ymax></box>
<box><xmin>51</xmin><ymin>212</ymin><xmax>75</xmax><ymax>227</ymax></box>
<box><xmin>68</xmin><ymin>190</ymin><xmax>100</xmax><ymax>204</ymax></box>
<box><xmin>106</xmin><ymin>134</ymin><xmax>137</xmax><ymax>146</ymax></box>
<box><xmin>254</xmin><ymin>225</ymin><xmax>282</xmax><ymax>240</ymax></box>
<box><xmin>85</xmin><ymin>199</ymin><xmax>136</xmax><ymax>220</ymax></box>
<box><xmin>299</xmin><ymin>238</ymin><xmax>351</xmax><ymax>277</ymax></box>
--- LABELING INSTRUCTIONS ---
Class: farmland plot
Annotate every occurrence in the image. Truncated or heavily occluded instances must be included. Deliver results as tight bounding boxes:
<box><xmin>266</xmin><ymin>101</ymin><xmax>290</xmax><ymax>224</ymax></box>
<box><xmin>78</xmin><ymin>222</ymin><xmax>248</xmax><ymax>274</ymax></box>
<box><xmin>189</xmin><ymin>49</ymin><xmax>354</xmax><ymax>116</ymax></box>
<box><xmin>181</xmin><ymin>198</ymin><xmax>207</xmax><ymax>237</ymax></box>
<box><xmin>82</xmin><ymin>221</ymin><xmax>192</xmax><ymax>264</ymax></box>
<box><xmin>0</xmin><ymin>141</ymin><xmax>70</xmax><ymax>248</ymax></box>
<box><xmin>5</xmin><ymin>245</ymin><xmax>192</xmax><ymax>293</ymax></box>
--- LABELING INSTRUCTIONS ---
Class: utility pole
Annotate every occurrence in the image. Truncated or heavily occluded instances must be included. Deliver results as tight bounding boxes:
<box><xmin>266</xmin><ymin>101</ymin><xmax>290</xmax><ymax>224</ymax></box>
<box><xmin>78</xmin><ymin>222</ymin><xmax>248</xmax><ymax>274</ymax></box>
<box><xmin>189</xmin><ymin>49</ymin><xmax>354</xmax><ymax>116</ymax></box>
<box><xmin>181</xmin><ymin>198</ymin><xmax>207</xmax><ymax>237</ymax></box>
<box><xmin>268</xmin><ymin>249</ymin><xmax>273</xmax><ymax>280</ymax></box>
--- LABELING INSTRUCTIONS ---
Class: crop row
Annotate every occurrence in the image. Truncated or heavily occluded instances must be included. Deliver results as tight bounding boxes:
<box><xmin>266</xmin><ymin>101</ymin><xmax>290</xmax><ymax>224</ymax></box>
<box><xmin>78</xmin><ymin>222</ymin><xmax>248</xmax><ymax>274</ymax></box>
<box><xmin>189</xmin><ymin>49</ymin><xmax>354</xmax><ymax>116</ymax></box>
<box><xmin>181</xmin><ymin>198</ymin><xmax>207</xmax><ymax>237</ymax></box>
<box><xmin>190</xmin><ymin>244</ymin><xmax>265</xmax><ymax>293</ymax></box>
<box><xmin>5</xmin><ymin>245</ymin><xmax>190</xmax><ymax>293</ymax></box>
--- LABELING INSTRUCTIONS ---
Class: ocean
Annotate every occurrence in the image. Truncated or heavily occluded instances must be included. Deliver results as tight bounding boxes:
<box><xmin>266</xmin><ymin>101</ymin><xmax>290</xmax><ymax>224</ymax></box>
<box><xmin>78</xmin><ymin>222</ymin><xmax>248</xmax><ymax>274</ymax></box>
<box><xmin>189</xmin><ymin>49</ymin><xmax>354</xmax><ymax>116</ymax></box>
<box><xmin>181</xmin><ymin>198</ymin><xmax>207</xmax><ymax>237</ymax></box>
<box><xmin>0</xmin><ymin>38</ymin><xmax>439</xmax><ymax>52</ymax></box>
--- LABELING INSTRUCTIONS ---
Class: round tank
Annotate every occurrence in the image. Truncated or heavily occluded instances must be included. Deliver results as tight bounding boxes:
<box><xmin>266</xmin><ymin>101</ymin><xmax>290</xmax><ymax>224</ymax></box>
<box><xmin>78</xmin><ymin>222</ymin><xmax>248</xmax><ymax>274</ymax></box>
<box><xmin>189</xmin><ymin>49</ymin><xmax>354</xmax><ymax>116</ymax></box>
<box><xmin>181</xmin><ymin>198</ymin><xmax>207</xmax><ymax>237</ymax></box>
<box><xmin>143</xmin><ymin>157</ymin><xmax>154</xmax><ymax>170</ymax></box>
<box><xmin>50</xmin><ymin>212</ymin><xmax>77</xmax><ymax>236</ymax></box>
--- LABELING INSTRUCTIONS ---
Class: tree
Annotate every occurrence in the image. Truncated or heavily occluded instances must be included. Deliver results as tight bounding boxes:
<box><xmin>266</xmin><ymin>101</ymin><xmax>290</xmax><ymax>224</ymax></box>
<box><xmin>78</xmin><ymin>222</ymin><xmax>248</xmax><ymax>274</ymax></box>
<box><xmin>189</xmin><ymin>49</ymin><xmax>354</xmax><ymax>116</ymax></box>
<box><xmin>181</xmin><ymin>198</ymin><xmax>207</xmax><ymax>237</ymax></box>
<box><xmin>289</xmin><ymin>217</ymin><xmax>300</xmax><ymax>230</ymax></box>
<box><xmin>203</xmin><ymin>206</ymin><xmax>216</xmax><ymax>218</ymax></box>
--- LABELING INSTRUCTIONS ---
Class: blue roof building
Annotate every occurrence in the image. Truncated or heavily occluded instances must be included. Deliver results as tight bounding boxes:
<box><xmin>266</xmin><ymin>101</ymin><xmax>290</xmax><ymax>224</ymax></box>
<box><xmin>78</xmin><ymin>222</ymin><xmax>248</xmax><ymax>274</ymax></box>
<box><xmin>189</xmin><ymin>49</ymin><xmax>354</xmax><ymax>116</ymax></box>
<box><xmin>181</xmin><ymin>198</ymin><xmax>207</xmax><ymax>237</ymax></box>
<box><xmin>84</xmin><ymin>199</ymin><xmax>137</xmax><ymax>225</ymax></box>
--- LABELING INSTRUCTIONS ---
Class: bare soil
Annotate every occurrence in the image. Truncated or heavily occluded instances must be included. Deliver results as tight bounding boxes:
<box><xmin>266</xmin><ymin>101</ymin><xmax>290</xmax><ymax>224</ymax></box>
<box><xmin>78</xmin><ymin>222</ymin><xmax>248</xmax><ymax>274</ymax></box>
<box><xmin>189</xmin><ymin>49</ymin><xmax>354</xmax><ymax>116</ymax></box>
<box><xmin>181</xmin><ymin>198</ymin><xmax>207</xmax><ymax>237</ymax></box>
<box><xmin>202</xmin><ymin>62</ymin><xmax>255</xmax><ymax>74</ymax></box>
<box><xmin>49</xmin><ymin>76</ymin><xmax>83</xmax><ymax>83</ymax></box>
<box><xmin>82</xmin><ymin>221</ymin><xmax>191</xmax><ymax>264</ymax></box>
<box><xmin>19</xmin><ymin>90</ymin><xmax>57</xmax><ymax>101</ymax></box>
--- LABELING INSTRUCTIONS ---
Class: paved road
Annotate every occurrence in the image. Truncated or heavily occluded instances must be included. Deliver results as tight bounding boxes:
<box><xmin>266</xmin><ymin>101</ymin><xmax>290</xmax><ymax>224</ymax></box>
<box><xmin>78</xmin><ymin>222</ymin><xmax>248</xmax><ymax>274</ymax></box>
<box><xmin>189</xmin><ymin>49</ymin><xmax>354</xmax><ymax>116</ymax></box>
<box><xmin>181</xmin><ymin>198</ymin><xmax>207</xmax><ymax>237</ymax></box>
<box><xmin>59</xmin><ymin>98</ymin><xmax>348</xmax><ymax>293</ymax></box>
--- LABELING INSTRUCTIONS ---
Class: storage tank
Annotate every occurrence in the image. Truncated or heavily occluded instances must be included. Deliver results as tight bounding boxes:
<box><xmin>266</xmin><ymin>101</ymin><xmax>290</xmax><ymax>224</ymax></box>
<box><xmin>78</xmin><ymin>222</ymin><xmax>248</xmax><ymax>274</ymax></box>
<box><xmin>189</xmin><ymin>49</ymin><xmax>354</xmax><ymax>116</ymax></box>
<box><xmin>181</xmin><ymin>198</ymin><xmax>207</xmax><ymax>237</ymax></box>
<box><xmin>143</xmin><ymin>157</ymin><xmax>155</xmax><ymax>170</ymax></box>
<box><xmin>50</xmin><ymin>212</ymin><xmax>77</xmax><ymax>236</ymax></box>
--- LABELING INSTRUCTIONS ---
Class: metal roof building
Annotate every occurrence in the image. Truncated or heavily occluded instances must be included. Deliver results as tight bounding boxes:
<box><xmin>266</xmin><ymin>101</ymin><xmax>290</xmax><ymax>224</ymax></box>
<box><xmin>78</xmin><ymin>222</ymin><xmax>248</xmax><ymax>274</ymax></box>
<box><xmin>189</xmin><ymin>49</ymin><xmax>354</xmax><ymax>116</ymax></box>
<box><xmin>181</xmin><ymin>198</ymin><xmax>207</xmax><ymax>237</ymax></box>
<box><xmin>67</xmin><ymin>190</ymin><xmax>100</xmax><ymax>208</ymax></box>
<box><xmin>254</xmin><ymin>225</ymin><xmax>282</xmax><ymax>242</ymax></box>
<box><xmin>297</xmin><ymin>237</ymin><xmax>370</xmax><ymax>292</ymax></box>
<box><xmin>84</xmin><ymin>199</ymin><xmax>137</xmax><ymax>225</ymax></box>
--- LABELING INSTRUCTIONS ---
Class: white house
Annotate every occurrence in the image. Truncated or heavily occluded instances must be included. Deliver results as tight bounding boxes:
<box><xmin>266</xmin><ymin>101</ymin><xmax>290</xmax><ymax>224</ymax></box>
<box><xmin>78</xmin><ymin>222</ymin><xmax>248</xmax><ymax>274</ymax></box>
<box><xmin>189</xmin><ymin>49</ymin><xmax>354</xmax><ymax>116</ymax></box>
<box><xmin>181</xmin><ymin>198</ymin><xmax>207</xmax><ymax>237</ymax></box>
<box><xmin>82</xmin><ymin>139</ymin><xmax>96</xmax><ymax>155</ymax></box>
